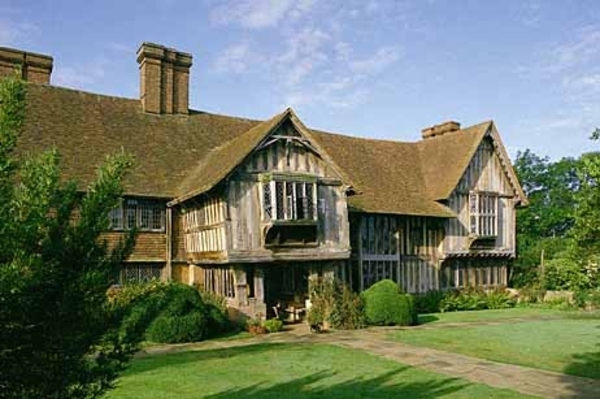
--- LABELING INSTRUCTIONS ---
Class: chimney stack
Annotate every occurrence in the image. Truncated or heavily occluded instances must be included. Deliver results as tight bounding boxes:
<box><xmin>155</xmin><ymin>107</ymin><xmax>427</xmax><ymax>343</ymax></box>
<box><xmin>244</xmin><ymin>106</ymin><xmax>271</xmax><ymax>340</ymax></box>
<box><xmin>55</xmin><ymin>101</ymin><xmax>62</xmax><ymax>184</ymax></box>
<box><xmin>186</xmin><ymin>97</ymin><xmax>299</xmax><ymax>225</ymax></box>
<box><xmin>421</xmin><ymin>121</ymin><xmax>461</xmax><ymax>139</ymax></box>
<box><xmin>136</xmin><ymin>42</ymin><xmax>192</xmax><ymax>115</ymax></box>
<box><xmin>0</xmin><ymin>46</ymin><xmax>53</xmax><ymax>84</ymax></box>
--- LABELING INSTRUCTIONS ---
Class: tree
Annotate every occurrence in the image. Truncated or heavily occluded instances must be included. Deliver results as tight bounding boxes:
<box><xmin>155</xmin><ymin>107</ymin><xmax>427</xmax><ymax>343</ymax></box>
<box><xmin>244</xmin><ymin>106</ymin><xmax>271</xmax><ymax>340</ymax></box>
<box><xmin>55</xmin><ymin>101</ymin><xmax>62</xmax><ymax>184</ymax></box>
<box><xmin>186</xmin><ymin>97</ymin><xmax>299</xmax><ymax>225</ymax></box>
<box><xmin>573</xmin><ymin>130</ymin><xmax>600</xmax><ymax>258</ymax></box>
<box><xmin>0</xmin><ymin>76</ymin><xmax>138</xmax><ymax>398</ymax></box>
<box><xmin>512</xmin><ymin>150</ymin><xmax>580</xmax><ymax>286</ymax></box>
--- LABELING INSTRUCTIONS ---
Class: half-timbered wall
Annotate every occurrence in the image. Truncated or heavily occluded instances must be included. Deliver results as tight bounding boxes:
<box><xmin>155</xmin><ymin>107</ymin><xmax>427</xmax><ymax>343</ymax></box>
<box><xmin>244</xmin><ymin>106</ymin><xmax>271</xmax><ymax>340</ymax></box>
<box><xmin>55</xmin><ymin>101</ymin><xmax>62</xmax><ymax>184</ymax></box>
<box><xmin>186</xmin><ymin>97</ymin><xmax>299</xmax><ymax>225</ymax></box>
<box><xmin>181</xmin><ymin>196</ymin><xmax>227</xmax><ymax>260</ymax></box>
<box><xmin>444</xmin><ymin>137</ymin><xmax>516</xmax><ymax>255</ymax></box>
<box><xmin>350</xmin><ymin>214</ymin><xmax>443</xmax><ymax>293</ymax></box>
<box><xmin>226</xmin><ymin>119</ymin><xmax>350</xmax><ymax>261</ymax></box>
<box><xmin>440</xmin><ymin>258</ymin><xmax>509</xmax><ymax>289</ymax></box>
<box><xmin>242</xmin><ymin>121</ymin><xmax>331</xmax><ymax>176</ymax></box>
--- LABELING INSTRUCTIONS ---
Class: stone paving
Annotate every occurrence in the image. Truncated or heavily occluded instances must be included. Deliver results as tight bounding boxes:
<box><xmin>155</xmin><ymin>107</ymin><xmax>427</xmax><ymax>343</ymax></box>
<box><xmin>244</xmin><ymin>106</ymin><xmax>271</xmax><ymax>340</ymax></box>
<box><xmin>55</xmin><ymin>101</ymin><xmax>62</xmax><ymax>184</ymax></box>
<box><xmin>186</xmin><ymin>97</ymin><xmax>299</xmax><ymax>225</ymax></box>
<box><xmin>141</xmin><ymin>320</ymin><xmax>600</xmax><ymax>399</ymax></box>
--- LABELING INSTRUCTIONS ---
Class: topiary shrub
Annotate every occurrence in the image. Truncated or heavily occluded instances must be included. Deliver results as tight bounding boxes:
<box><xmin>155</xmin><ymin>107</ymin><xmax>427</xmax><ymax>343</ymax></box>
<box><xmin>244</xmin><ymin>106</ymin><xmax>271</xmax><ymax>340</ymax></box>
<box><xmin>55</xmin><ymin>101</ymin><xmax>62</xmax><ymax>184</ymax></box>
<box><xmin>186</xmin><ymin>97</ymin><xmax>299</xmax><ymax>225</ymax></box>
<box><xmin>361</xmin><ymin>279</ymin><xmax>416</xmax><ymax>326</ymax></box>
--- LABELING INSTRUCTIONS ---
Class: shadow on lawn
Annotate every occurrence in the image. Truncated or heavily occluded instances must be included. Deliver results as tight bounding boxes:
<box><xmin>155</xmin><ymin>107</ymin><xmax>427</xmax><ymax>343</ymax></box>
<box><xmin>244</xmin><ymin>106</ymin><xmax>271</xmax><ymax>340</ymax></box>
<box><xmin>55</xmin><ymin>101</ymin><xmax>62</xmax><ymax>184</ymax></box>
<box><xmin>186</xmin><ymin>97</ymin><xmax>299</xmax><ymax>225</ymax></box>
<box><xmin>560</xmin><ymin>323</ymin><xmax>600</xmax><ymax>399</ymax></box>
<box><xmin>417</xmin><ymin>315</ymin><xmax>440</xmax><ymax>325</ymax></box>
<box><xmin>130</xmin><ymin>343</ymin><xmax>289</xmax><ymax>374</ymax></box>
<box><xmin>128</xmin><ymin>343</ymin><xmax>471</xmax><ymax>398</ymax></box>
<box><xmin>204</xmin><ymin>368</ymin><xmax>469</xmax><ymax>399</ymax></box>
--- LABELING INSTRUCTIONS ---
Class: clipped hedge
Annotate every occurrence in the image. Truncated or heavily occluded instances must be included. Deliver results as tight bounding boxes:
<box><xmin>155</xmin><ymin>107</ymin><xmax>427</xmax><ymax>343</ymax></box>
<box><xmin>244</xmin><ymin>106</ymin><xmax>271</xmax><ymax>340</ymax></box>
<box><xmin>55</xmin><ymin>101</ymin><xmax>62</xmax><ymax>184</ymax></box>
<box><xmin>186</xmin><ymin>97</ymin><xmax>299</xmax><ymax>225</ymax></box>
<box><xmin>361</xmin><ymin>280</ymin><xmax>416</xmax><ymax>326</ymax></box>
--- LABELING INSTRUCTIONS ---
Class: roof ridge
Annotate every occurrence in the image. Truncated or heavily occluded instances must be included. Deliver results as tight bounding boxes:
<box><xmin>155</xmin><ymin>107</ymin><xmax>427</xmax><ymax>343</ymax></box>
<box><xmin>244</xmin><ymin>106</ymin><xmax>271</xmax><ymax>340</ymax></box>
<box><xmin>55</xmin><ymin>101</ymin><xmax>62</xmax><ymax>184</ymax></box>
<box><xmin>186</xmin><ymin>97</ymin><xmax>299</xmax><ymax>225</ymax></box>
<box><xmin>29</xmin><ymin>83</ymin><xmax>265</xmax><ymax>124</ymax></box>
<box><xmin>28</xmin><ymin>82</ymin><xmax>139</xmax><ymax>103</ymax></box>
<box><xmin>311</xmin><ymin>120</ymin><xmax>494</xmax><ymax>147</ymax></box>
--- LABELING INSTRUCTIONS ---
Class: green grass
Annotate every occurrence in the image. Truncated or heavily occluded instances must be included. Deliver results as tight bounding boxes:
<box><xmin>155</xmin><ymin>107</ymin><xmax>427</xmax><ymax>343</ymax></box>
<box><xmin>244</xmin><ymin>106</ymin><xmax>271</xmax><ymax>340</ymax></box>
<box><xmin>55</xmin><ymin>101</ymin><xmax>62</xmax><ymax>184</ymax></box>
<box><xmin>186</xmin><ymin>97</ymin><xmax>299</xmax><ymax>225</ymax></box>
<box><xmin>395</xmin><ymin>312</ymin><xmax>600</xmax><ymax>378</ymax></box>
<box><xmin>417</xmin><ymin>307</ymin><xmax>572</xmax><ymax>325</ymax></box>
<box><xmin>106</xmin><ymin>343</ymin><xmax>535</xmax><ymax>398</ymax></box>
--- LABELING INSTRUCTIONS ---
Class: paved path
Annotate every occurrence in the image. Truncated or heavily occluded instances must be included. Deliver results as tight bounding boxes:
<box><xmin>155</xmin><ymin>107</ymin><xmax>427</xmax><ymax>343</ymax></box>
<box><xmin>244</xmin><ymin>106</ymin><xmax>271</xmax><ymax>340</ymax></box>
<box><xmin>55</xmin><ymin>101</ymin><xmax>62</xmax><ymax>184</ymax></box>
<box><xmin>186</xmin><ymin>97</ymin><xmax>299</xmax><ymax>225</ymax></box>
<box><xmin>141</xmin><ymin>322</ymin><xmax>600</xmax><ymax>399</ymax></box>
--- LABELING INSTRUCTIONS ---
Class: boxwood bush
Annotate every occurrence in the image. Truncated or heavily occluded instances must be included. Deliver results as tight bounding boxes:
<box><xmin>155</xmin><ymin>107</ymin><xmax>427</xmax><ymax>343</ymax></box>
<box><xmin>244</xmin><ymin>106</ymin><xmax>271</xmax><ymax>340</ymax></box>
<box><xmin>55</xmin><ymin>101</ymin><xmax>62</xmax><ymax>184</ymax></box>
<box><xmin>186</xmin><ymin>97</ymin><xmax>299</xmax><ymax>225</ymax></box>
<box><xmin>361</xmin><ymin>279</ymin><xmax>416</xmax><ymax>326</ymax></box>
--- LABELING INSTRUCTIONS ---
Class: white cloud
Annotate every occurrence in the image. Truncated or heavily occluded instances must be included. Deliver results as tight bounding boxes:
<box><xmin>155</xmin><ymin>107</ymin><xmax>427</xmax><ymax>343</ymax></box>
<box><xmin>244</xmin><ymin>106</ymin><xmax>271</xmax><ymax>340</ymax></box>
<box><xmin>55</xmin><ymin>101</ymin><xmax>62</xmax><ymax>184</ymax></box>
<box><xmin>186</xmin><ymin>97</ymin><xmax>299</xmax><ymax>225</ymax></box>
<box><xmin>562</xmin><ymin>72</ymin><xmax>600</xmax><ymax>96</ymax></box>
<box><xmin>210</xmin><ymin>0</ymin><xmax>314</xmax><ymax>29</ymax></box>
<box><xmin>213</xmin><ymin>42</ymin><xmax>259</xmax><ymax>74</ymax></box>
<box><xmin>106</xmin><ymin>42</ymin><xmax>134</xmax><ymax>54</ymax></box>
<box><xmin>349</xmin><ymin>46</ymin><xmax>401</xmax><ymax>75</ymax></box>
<box><xmin>208</xmin><ymin>1</ymin><xmax>404</xmax><ymax>111</ymax></box>
<box><xmin>0</xmin><ymin>20</ymin><xmax>39</xmax><ymax>46</ymax></box>
<box><xmin>548</xmin><ymin>27</ymin><xmax>600</xmax><ymax>73</ymax></box>
<box><xmin>54</xmin><ymin>61</ymin><xmax>106</xmax><ymax>89</ymax></box>
<box><xmin>515</xmin><ymin>1</ymin><xmax>543</xmax><ymax>27</ymax></box>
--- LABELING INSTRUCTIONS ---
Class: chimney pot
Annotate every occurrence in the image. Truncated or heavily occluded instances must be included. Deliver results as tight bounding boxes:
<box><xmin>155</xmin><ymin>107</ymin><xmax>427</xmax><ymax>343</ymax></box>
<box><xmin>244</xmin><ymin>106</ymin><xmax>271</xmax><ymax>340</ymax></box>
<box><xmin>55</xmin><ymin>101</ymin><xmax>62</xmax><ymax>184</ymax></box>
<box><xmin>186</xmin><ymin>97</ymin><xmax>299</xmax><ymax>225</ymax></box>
<box><xmin>0</xmin><ymin>46</ymin><xmax>53</xmax><ymax>84</ymax></box>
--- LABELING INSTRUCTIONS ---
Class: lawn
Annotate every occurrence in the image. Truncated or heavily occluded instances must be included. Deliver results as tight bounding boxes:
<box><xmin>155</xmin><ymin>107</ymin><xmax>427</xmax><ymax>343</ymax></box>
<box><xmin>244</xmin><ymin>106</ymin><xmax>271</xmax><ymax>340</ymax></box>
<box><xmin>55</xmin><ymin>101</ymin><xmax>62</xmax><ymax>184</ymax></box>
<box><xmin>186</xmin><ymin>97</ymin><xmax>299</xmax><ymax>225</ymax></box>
<box><xmin>106</xmin><ymin>343</ymin><xmax>535</xmax><ymax>398</ymax></box>
<box><xmin>417</xmin><ymin>307</ymin><xmax>571</xmax><ymax>325</ymax></box>
<box><xmin>396</xmin><ymin>309</ymin><xmax>600</xmax><ymax>378</ymax></box>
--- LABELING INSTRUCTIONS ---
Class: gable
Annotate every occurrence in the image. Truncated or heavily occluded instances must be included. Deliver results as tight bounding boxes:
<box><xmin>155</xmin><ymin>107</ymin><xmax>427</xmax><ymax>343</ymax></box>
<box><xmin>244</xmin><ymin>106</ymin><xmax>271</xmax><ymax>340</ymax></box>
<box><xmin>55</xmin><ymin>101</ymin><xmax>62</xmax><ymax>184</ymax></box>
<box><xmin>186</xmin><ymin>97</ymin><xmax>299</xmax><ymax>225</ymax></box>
<box><xmin>419</xmin><ymin>121</ymin><xmax>491</xmax><ymax>201</ymax></box>
<box><xmin>240</xmin><ymin>119</ymin><xmax>342</xmax><ymax>180</ymax></box>
<box><xmin>457</xmin><ymin>137</ymin><xmax>513</xmax><ymax>195</ymax></box>
<box><xmin>170</xmin><ymin>108</ymin><xmax>350</xmax><ymax>205</ymax></box>
<box><xmin>419</xmin><ymin>121</ymin><xmax>527</xmax><ymax>206</ymax></box>
<box><xmin>452</xmin><ymin>125</ymin><xmax>527</xmax><ymax>204</ymax></box>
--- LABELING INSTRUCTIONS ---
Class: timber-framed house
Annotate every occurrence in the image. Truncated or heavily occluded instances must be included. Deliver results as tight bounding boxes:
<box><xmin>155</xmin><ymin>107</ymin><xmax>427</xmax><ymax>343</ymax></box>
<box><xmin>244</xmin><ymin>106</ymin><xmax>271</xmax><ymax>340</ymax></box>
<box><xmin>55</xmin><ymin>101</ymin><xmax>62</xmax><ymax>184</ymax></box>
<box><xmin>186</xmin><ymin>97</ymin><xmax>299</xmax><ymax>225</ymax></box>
<box><xmin>3</xmin><ymin>42</ymin><xmax>527</xmax><ymax>318</ymax></box>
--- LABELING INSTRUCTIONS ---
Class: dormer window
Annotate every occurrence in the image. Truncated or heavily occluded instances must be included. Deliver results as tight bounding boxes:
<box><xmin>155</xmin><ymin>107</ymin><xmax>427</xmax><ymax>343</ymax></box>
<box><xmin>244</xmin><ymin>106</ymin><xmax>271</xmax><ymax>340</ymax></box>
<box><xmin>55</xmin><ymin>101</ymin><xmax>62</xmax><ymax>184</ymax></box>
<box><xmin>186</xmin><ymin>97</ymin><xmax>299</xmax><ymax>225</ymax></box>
<box><xmin>469</xmin><ymin>192</ymin><xmax>498</xmax><ymax>237</ymax></box>
<box><xmin>262</xmin><ymin>178</ymin><xmax>317</xmax><ymax>222</ymax></box>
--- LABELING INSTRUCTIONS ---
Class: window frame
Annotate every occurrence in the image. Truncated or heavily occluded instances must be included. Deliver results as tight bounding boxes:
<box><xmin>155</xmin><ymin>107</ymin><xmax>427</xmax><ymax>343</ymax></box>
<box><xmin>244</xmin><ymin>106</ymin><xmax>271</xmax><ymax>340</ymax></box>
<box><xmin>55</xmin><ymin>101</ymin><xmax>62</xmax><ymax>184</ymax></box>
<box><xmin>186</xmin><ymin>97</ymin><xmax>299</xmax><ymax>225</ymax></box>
<box><xmin>469</xmin><ymin>191</ymin><xmax>499</xmax><ymax>238</ymax></box>
<box><xmin>261</xmin><ymin>178</ymin><xmax>317</xmax><ymax>223</ymax></box>
<box><xmin>109</xmin><ymin>198</ymin><xmax>166</xmax><ymax>232</ymax></box>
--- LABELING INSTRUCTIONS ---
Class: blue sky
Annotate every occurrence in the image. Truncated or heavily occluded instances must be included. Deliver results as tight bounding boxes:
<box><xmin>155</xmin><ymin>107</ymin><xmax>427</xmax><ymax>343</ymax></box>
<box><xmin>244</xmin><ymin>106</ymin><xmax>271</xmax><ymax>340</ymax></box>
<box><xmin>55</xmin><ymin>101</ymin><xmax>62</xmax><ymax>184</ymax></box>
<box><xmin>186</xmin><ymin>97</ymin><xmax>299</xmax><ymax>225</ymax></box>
<box><xmin>1</xmin><ymin>0</ymin><xmax>599</xmax><ymax>160</ymax></box>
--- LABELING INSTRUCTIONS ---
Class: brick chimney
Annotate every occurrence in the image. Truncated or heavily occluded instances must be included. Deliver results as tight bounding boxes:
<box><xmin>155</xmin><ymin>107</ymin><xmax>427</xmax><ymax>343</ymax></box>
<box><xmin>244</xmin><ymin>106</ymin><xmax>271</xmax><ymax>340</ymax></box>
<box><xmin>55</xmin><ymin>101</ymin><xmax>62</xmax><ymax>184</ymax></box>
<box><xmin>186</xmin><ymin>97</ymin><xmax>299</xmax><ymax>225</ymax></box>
<box><xmin>0</xmin><ymin>46</ymin><xmax>53</xmax><ymax>84</ymax></box>
<box><xmin>136</xmin><ymin>42</ymin><xmax>192</xmax><ymax>115</ymax></box>
<box><xmin>421</xmin><ymin>121</ymin><xmax>461</xmax><ymax>139</ymax></box>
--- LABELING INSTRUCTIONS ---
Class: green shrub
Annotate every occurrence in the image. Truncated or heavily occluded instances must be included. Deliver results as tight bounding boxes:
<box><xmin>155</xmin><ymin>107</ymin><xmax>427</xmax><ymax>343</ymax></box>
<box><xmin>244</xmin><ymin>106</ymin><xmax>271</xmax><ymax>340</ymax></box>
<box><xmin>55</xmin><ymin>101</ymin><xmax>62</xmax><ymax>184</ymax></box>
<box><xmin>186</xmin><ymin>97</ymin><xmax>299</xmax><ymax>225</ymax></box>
<box><xmin>486</xmin><ymin>287</ymin><xmax>516</xmax><ymax>309</ymax></box>
<box><xmin>440</xmin><ymin>288</ymin><xmax>486</xmax><ymax>312</ymax></box>
<box><xmin>414</xmin><ymin>290</ymin><xmax>447</xmax><ymax>313</ymax></box>
<box><xmin>307</xmin><ymin>277</ymin><xmax>366</xmax><ymax>329</ymax></box>
<box><xmin>362</xmin><ymin>280</ymin><xmax>416</xmax><ymax>326</ymax></box>
<box><xmin>144</xmin><ymin>284</ymin><xmax>209</xmax><ymax>343</ymax></box>
<box><xmin>113</xmin><ymin>282</ymin><xmax>231</xmax><ymax>344</ymax></box>
<box><xmin>308</xmin><ymin>277</ymin><xmax>336</xmax><ymax>327</ymax></box>
<box><xmin>574</xmin><ymin>289</ymin><xmax>600</xmax><ymax>310</ymax></box>
<box><xmin>146</xmin><ymin>311</ymin><xmax>207</xmax><ymax>343</ymax></box>
<box><xmin>330</xmin><ymin>284</ymin><xmax>366</xmax><ymax>330</ymax></box>
<box><xmin>439</xmin><ymin>287</ymin><xmax>515</xmax><ymax>312</ymax></box>
<box><xmin>263</xmin><ymin>318</ymin><xmax>284</xmax><ymax>333</ymax></box>
<box><xmin>198</xmin><ymin>289</ymin><xmax>231</xmax><ymax>337</ymax></box>
<box><xmin>543</xmin><ymin>257</ymin><xmax>589</xmax><ymax>291</ymax></box>
<box><xmin>518</xmin><ymin>285</ymin><xmax>546</xmax><ymax>304</ymax></box>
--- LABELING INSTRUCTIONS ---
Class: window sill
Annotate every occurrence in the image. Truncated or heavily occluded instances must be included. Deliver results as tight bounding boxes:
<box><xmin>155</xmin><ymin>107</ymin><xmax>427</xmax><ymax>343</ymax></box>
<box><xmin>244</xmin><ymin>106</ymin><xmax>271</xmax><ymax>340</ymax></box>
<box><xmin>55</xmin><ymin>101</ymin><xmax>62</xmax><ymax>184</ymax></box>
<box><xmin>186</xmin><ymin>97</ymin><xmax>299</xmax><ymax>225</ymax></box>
<box><xmin>108</xmin><ymin>229</ymin><xmax>166</xmax><ymax>233</ymax></box>
<box><xmin>271</xmin><ymin>220</ymin><xmax>317</xmax><ymax>226</ymax></box>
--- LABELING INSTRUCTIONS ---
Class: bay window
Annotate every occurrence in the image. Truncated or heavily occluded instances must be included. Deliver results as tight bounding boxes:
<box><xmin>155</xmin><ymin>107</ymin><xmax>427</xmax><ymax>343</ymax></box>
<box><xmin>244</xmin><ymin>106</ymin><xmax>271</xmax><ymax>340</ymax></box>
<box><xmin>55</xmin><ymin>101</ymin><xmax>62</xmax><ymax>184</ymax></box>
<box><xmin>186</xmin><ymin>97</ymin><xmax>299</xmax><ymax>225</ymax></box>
<box><xmin>262</xmin><ymin>180</ymin><xmax>317</xmax><ymax>222</ymax></box>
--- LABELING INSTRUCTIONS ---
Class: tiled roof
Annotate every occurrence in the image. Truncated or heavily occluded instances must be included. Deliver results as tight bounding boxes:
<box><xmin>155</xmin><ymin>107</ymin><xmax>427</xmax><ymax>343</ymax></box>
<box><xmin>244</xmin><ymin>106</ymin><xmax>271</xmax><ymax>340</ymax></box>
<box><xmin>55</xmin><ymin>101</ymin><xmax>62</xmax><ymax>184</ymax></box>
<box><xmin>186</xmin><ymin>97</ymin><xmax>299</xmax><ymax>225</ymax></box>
<box><xmin>17</xmin><ymin>83</ymin><xmax>519</xmax><ymax>216</ymax></box>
